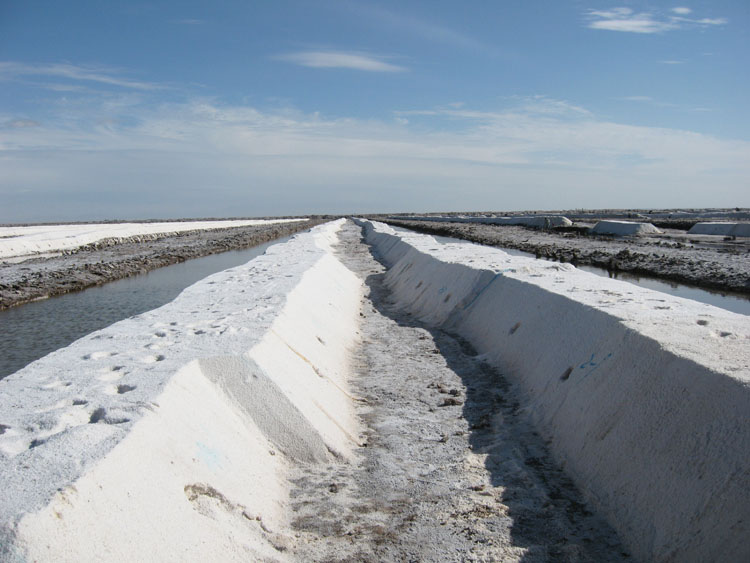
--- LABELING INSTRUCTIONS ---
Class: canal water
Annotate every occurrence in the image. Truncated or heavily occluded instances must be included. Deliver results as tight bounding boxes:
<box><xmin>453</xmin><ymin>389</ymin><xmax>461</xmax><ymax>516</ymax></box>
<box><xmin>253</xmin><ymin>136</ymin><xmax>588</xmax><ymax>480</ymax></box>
<box><xmin>418</xmin><ymin>230</ymin><xmax>750</xmax><ymax>316</ymax></box>
<box><xmin>0</xmin><ymin>237</ymin><xmax>291</xmax><ymax>379</ymax></box>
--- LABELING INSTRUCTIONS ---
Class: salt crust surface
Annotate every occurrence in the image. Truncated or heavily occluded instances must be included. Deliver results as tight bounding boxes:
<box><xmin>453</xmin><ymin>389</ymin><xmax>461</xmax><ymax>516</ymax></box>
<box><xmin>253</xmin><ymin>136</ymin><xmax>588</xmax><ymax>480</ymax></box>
<box><xmin>0</xmin><ymin>219</ymin><xmax>362</xmax><ymax>561</ymax></box>
<box><xmin>688</xmin><ymin>222</ymin><xmax>750</xmax><ymax>237</ymax></box>
<box><xmin>359</xmin><ymin>219</ymin><xmax>749</xmax><ymax>563</ymax></box>
<box><xmin>0</xmin><ymin>218</ymin><xmax>306</xmax><ymax>259</ymax></box>
<box><xmin>396</xmin><ymin>215</ymin><xmax>573</xmax><ymax>228</ymax></box>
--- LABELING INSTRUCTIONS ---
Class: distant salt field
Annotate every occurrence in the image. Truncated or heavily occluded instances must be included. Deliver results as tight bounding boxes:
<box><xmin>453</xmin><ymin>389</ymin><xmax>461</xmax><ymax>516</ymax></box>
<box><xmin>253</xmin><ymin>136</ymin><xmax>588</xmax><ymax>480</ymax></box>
<box><xmin>0</xmin><ymin>218</ymin><xmax>306</xmax><ymax>260</ymax></box>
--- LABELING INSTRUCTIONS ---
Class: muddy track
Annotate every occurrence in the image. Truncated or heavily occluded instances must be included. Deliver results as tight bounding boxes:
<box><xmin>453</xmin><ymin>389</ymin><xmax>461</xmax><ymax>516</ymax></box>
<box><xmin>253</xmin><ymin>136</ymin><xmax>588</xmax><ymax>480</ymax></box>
<box><xmin>0</xmin><ymin>219</ymin><xmax>329</xmax><ymax>310</ymax></box>
<box><xmin>287</xmin><ymin>221</ymin><xmax>629</xmax><ymax>562</ymax></box>
<box><xmin>382</xmin><ymin>219</ymin><xmax>750</xmax><ymax>296</ymax></box>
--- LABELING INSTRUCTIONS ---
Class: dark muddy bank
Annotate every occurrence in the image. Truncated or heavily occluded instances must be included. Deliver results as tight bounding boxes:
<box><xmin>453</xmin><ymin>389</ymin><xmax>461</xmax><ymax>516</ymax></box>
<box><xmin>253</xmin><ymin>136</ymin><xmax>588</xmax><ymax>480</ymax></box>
<box><xmin>380</xmin><ymin>218</ymin><xmax>750</xmax><ymax>296</ymax></box>
<box><xmin>0</xmin><ymin>219</ymin><xmax>329</xmax><ymax>310</ymax></box>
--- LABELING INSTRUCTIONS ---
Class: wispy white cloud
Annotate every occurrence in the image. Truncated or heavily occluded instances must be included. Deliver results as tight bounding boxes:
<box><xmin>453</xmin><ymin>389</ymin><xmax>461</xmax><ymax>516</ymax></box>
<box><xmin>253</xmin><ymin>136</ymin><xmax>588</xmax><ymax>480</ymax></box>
<box><xmin>618</xmin><ymin>96</ymin><xmax>654</xmax><ymax>102</ymax></box>
<box><xmin>2</xmin><ymin>119</ymin><xmax>40</xmax><ymax>129</ymax></box>
<box><xmin>586</xmin><ymin>6</ymin><xmax>728</xmax><ymax>34</ymax></box>
<box><xmin>616</xmin><ymin>96</ymin><xmax>684</xmax><ymax>109</ymax></box>
<box><xmin>397</xmin><ymin>96</ymin><xmax>592</xmax><ymax>121</ymax></box>
<box><xmin>587</xmin><ymin>8</ymin><xmax>676</xmax><ymax>33</ymax></box>
<box><xmin>0</xmin><ymin>62</ymin><xmax>161</xmax><ymax>90</ymax></box>
<box><xmin>352</xmin><ymin>3</ymin><xmax>480</xmax><ymax>51</ymax></box>
<box><xmin>1</xmin><ymin>96</ymin><xmax>747</xmax><ymax>219</ymax></box>
<box><xmin>694</xmin><ymin>18</ymin><xmax>728</xmax><ymax>25</ymax></box>
<box><xmin>342</xmin><ymin>1</ymin><xmax>514</xmax><ymax>60</ymax></box>
<box><xmin>275</xmin><ymin>51</ymin><xmax>407</xmax><ymax>72</ymax></box>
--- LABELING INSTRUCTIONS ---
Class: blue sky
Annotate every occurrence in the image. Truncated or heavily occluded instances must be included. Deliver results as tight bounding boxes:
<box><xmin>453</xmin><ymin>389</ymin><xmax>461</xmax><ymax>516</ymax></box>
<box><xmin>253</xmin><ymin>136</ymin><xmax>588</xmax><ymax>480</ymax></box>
<box><xmin>1</xmin><ymin>1</ymin><xmax>748</xmax><ymax>221</ymax></box>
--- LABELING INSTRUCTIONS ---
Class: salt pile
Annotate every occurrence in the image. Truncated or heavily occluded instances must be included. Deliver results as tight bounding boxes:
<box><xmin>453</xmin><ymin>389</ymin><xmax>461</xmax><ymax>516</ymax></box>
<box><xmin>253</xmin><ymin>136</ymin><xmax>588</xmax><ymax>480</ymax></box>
<box><xmin>358</xmin><ymin>219</ymin><xmax>749</xmax><ymax>563</ymax></box>
<box><xmin>590</xmin><ymin>220</ymin><xmax>661</xmax><ymax>235</ymax></box>
<box><xmin>0</xmin><ymin>219</ymin><xmax>362</xmax><ymax>561</ymax></box>
<box><xmin>688</xmin><ymin>222</ymin><xmax>750</xmax><ymax>237</ymax></box>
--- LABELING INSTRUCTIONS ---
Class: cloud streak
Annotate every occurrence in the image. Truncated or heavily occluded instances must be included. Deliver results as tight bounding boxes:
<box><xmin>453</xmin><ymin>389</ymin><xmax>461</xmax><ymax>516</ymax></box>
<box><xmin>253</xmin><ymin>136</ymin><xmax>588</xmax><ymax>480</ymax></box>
<box><xmin>1</xmin><ymin>94</ymin><xmax>748</xmax><ymax>221</ymax></box>
<box><xmin>275</xmin><ymin>51</ymin><xmax>407</xmax><ymax>72</ymax></box>
<box><xmin>0</xmin><ymin>62</ymin><xmax>161</xmax><ymax>90</ymax></box>
<box><xmin>586</xmin><ymin>7</ymin><xmax>728</xmax><ymax>34</ymax></box>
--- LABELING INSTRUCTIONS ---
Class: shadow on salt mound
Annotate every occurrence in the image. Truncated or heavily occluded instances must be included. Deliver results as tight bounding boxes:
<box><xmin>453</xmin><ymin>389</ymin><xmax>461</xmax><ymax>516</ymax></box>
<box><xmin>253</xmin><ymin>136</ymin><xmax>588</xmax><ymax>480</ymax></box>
<box><xmin>199</xmin><ymin>356</ymin><xmax>330</xmax><ymax>463</ymax></box>
<box><xmin>591</xmin><ymin>220</ymin><xmax>661</xmax><ymax>236</ymax></box>
<box><xmin>688</xmin><ymin>222</ymin><xmax>750</xmax><ymax>237</ymax></box>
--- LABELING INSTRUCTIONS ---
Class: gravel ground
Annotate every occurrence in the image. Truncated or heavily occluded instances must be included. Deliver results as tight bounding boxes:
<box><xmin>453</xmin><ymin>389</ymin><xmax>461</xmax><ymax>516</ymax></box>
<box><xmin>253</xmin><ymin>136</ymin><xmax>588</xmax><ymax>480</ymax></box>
<box><xmin>287</xmin><ymin>221</ymin><xmax>629</xmax><ymax>562</ymax></box>
<box><xmin>381</xmin><ymin>218</ymin><xmax>750</xmax><ymax>296</ymax></box>
<box><xmin>0</xmin><ymin>219</ymin><xmax>328</xmax><ymax>310</ymax></box>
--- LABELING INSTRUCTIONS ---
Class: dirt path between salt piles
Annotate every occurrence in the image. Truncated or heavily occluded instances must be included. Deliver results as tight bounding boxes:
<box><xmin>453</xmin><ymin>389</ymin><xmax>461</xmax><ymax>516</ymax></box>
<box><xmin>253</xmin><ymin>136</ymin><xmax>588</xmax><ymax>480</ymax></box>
<box><xmin>0</xmin><ymin>219</ymin><xmax>328</xmax><ymax>310</ymax></box>
<box><xmin>383</xmin><ymin>218</ymin><xmax>750</xmax><ymax>296</ymax></box>
<box><xmin>287</xmin><ymin>221</ymin><xmax>630</xmax><ymax>562</ymax></box>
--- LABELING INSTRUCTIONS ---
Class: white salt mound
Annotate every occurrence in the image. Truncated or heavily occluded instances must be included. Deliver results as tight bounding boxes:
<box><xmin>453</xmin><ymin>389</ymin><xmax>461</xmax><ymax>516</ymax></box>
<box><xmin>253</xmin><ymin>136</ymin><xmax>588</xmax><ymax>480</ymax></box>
<box><xmin>0</xmin><ymin>219</ymin><xmax>362</xmax><ymax>561</ymax></box>
<box><xmin>358</xmin><ymin>218</ymin><xmax>749</xmax><ymax>563</ymax></box>
<box><xmin>688</xmin><ymin>222</ymin><xmax>750</xmax><ymax>237</ymax></box>
<box><xmin>591</xmin><ymin>220</ymin><xmax>661</xmax><ymax>236</ymax></box>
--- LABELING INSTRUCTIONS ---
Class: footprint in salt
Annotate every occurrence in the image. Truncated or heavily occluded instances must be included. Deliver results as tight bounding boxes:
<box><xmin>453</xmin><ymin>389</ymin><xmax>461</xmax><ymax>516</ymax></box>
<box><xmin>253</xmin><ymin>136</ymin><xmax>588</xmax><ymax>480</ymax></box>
<box><xmin>142</xmin><ymin>354</ymin><xmax>166</xmax><ymax>363</ymax></box>
<box><xmin>97</xmin><ymin>365</ymin><xmax>126</xmax><ymax>382</ymax></box>
<box><xmin>88</xmin><ymin>407</ymin><xmax>129</xmax><ymax>425</ymax></box>
<box><xmin>145</xmin><ymin>340</ymin><xmax>174</xmax><ymax>350</ymax></box>
<box><xmin>42</xmin><ymin>380</ymin><xmax>72</xmax><ymax>390</ymax></box>
<box><xmin>82</xmin><ymin>351</ymin><xmax>118</xmax><ymax>361</ymax></box>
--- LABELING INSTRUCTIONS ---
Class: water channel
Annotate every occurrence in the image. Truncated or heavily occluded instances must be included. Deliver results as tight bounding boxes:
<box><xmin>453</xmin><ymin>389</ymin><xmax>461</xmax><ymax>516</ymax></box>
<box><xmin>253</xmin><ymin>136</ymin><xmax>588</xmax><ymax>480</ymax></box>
<box><xmin>0</xmin><ymin>237</ymin><xmax>290</xmax><ymax>379</ymax></box>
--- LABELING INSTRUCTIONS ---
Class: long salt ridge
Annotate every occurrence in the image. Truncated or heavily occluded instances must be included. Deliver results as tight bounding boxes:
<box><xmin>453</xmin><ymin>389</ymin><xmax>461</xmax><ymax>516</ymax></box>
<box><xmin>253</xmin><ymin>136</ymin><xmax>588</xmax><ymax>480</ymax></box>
<box><xmin>0</xmin><ymin>219</ymin><xmax>362</xmax><ymax>561</ymax></box>
<box><xmin>358</xmin><ymin>218</ymin><xmax>749</xmax><ymax>563</ymax></box>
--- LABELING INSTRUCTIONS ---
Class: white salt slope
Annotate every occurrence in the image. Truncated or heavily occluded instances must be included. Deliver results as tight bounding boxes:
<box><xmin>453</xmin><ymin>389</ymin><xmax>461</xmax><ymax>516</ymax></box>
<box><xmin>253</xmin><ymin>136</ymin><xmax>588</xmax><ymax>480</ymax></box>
<box><xmin>358</xmin><ymin>219</ymin><xmax>749</xmax><ymax>563</ymax></box>
<box><xmin>0</xmin><ymin>218</ymin><xmax>307</xmax><ymax>259</ymax></box>
<box><xmin>590</xmin><ymin>220</ymin><xmax>661</xmax><ymax>235</ymax></box>
<box><xmin>0</xmin><ymin>219</ymin><xmax>363</xmax><ymax>561</ymax></box>
<box><xmin>688</xmin><ymin>222</ymin><xmax>750</xmax><ymax>237</ymax></box>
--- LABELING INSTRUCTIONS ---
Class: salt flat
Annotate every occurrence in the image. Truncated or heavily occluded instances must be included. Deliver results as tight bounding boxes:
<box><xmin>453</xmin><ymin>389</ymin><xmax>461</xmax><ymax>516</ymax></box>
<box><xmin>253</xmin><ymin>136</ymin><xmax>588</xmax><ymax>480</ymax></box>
<box><xmin>1</xmin><ymin>218</ymin><xmax>747</xmax><ymax>562</ymax></box>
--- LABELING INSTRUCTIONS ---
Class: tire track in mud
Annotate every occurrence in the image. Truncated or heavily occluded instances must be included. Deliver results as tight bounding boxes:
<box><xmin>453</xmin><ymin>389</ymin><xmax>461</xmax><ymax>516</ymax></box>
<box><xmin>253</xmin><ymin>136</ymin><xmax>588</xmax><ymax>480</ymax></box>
<box><xmin>287</xmin><ymin>221</ymin><xmax>629</xmax><ymax>562</ymax></box>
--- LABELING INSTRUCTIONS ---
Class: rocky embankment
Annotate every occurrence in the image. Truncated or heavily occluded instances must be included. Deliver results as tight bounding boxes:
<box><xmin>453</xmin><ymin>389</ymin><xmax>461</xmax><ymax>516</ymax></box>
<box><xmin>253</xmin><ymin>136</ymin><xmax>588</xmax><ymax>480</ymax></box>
<box><xmin>0</xmin><ymin>219</ymin><xmax>328</xmax><ymax>310</ymax></box>
<box><xmin>381</xmin><ymin>218</ymin><xmax>750</xmax><ymax>295</ymax></box>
